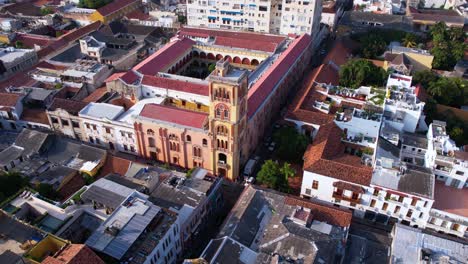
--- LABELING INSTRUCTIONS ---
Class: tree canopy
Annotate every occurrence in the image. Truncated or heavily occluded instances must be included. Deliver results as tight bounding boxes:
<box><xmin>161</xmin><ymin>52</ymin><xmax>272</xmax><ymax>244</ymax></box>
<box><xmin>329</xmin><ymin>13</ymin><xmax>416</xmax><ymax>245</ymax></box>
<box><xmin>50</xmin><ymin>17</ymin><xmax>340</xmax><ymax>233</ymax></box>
<box><xmin>256</xmin><ymin>160</ymin><xmax>295</xmax><ymax>192</ymax></box>
<box><xmin>360</xmin><ymin>34</ymin><xmax>387</xmax><ymax>59</ymax></box>
<box><xmin>273</xmin><ymin>127</ymin><xmax>309</xmax><ymax>163</ymax></box>
<box><xmin>339</xmin><ymin>59</ymin><xmax>388</xmax><ymax>88</ymax></box>
<box><xmin>429</xmin><ymin>22</ymin><xmax>466</xmax><ymax>70</ymax></box>
<box><xmin>0</xmin><ymin>172</ymin><xmax>29</xmax><ymax>203</ymax></box>
<box><xmin>78</xmin><ymin>0</ymin><xmax>111</xmax><ymax>9</ymax></box>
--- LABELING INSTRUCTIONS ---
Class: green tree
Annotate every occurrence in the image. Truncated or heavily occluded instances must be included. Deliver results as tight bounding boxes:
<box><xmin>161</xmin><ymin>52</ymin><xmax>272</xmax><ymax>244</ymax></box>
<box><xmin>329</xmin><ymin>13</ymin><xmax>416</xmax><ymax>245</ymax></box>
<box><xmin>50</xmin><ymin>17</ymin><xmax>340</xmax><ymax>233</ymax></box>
<box><xmin>208</xmin><ymin>63</ymin><xmax>216</xmax><ymax>73</ymax></box>
<box><xmin>15</xmin><ymin>41</ymin><xmax>24</xmax><ymax>49</ymax></box>
<box><xmin>256</xmin><ymin>160</ymin><xmax>292</xmax><ymax>192</ymax></box>
<box><xmin>339</xmin><ymin>59</ymin><xmax>387</xmax><ymax>88</ymax></box>
<box><xmin>178</xmin><ymin>15</ymin><xmax>187</xmax><ymax>24</ymax></box>
<box><xmin>412</xmin><ymin>70</ymin><xmax>438</xmax><ymax>88</ymax></box>
<box><xmin>401</xmin><ymin>33</ymin><xmax>417</xmax><ymax>48</ymax></box>
<box><xmin>429</xmin><ymin>22</ymin><xmax>466</xmax><ymax>70</ymax></box>
<box><xmin>273</xmin><ymin>127</ymin><xmax>309</xmax><ymax>163</ymax></box>
<box><xmin>449</xmin><ymin>127</ymin><xmax>464</xmax><ymax>145</ymax></box>
<box><xmin>40</xmin><ymin>7</ymin><xmax>53</xmax><ymax>16</ymax></box>
<box><xmin>0</xmin><ymin>172</ymin><xmax>29</xmax><ymax>203</ymax></box>
<box><xmin>36</xmin><ymin>183</ymin><xmax>58</xmax><ymax>200</ymax></box>
<box><xmin>360</xmin><ymin>34</ymin><xmax>387</xmax><ymax>59</ymax></box>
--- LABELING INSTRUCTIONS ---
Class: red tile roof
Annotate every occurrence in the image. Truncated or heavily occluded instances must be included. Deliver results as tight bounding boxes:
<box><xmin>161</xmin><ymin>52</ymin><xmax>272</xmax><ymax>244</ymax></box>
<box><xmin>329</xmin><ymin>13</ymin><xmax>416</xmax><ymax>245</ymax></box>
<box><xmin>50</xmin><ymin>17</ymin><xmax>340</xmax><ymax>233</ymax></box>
<box><xmin>48</xmin><ymin>98</ymin><xmax>88</xmax><ymax>114</ymax></box>
<box><xmin>120</xmin><ymin>70</ymin><xmax>140</xmax><ymax>84</ymax></box>
<box><xmin>36</xmin><ymin>61</ymin><xmax>68</xmax><ymax>71</ymax></box>
<box><xmin>82</xmin><ymin>87</ymin><xmax>108</xmax><ymax>103</ymax></box>
<box><xmin>125</xmin><ymin>9</ymin><xmax>150</xmax><ymax>20</ymax></box>
<box><xmin>42</xmin><ymin>244</ymin><xmax>105</xmax><ymax>264</ymax></box>
<box><xmin>20</xmin><ymin>108</ymin><xmax>49</xmax><ymax>125</ymax></box>
<box><xmin>284</xmin><ymin>196</ymin><xmax>352</xmax><ymax>227</ymax></box>
<box><xmin>14</xmin><ymin>33</ymin><xmax>55</xmax><ymax>48</ymax></box>
<box><xmin>139</xmin><ymin>104</ymin><xmax>208</xmax><ymax>129</ymax></box>
<box><xmin>433</xmin><ymin>181</ymin><xmax>468</xmax><ymax>218</ymax></box>
<box><xmin>179</xmin><ymin>27</ymin><xmax>286</xmax><ymax>53</ymax></box>
<box><xmin>97</xmin><ymin>154</ymin><xmax>132</xmax><ymax>179</ymax></box>
<box><xmin>323</xmin><ymin>39</ymin><xmax>355</xmax><ymax>67</ymax></box>
<box><xmin>96</xmin><ymin>0</ymin><xmax>140</xmax><ymax>17</ymax></box>
<box><xmin>141</xmin><ymin>75</ymin><xmax>209</xmax><ymax>96</ymax></box>
<box><xmin>104</xmin><ymin>72</ymin><xmax>126</xmax><ymax>83</ymax></box>
<box><xmin>303</xmin><ymin>122</ymin><xmax>373</xmax><ymax>186</ymax></box>
<box><xmin>0</xmin><ymin>93</ymin><xmax>22</xmax><ymax>107</ymax></box>
<box><xmin>247</xmin><ymin>34</ymin><xmax>312</xmax><ymax>118</ymax></box>
<box><xmin>133</xmin><ymin>37</ymin><xmax>195</xmax><ymax>75</ymax></box>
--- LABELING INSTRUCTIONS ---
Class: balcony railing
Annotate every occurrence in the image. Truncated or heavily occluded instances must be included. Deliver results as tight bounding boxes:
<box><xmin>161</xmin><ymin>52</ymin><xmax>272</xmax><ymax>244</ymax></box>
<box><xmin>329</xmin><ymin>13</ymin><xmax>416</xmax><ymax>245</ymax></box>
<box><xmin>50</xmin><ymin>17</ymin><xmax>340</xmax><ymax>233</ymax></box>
<box><xmin>332</xmin><ymin>193</ymin><xmax>361</xmax><ymax>204</ymax></box>
<box><xmin>217</xmin><ymin>161</ymin><xmax>229</xmax><ymax>169</ymax></box>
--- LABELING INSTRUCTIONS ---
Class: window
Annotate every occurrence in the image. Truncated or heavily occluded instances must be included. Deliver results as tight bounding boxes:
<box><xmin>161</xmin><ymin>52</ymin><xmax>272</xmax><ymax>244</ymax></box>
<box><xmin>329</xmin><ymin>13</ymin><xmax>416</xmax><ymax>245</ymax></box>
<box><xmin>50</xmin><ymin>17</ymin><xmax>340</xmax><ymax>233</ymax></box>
<box><xmin>147</xmin><ymin>129</ymin><xmax>155</xmax><ymax>136</ymax></box>
<box><xmin>406</xmin><ymin>209</ymin><xmax>413</xmax><ymax>218</ymax></box>
<box><xmin>423</xmin><ymin>200</ymin><xmax>428</xmax><ymax>207</ymax></box>
<box><xmin>398</xmin><ymin>196</ymin><xmax>404</xmax><ymax>203</ymax></box>
<box><xmin>186</xmin><ymin>135</ymin><xmax>191</xmax><ymax>142</ymax></box>
<box><xmin>72</xmin><ymin>121</ymin><xmax>79</xmax><ymax>128</ymax></box>
<box><xmin>130</xmin><ymin>146</ymin><xmax>135</xmax><ymax>152</ymax></box>
<box><xmin>51</xmin><ymin>118</ymin><xmax>59</xmax><ymax>124</ymax></box>
<box><xmin>95</xmin><ymin>138</ymin><xmax>100</xmax><ymax>144</ymax></box>
<box><xmin>394</xmin><ymin>206</ymin><xmax>400</xmax><ymax>214</ymax></box>
<box><xmin>312</xmin><ymin>180</ymin><xmax>319</xmax><ymax>189</ymax></box>
<box><xmin>411</xmin><ymin>198</ymin><xmax>417</xmax><ymax>206</ymax></box>
<box><xmin>382</xmin><ymin>203</ymin><xmax>388</xmax><ymax>211</ymax></box>
<box><xmin>202</xmin><ymin>138</ymin><xmax>208</xmax><ymax>147</ymax></box>
<box><xmin>385</xmin><ymin>193</ymin><xmax>391</xmax><ymax>200</ymax></box>
<box><xmin>419</xmin><ymin>212</ymin><xmax>424</xmax><ymax>218</ymax></box>
<box><xmin>89</xmin><ymin>137</ymin><xmax>94</xmax><ymax>143</ymax></box>
<box><xmin>370</xmin><ymin>199</ymin><xmax>376</xmax><ymax>207</ymax></box>
<box><xmin>456</xmin><ymin>171</ymin><xmax>464</xmax><ymax>176</ymax></box>
<box><xmin>305</xmin><ymin>188</ymin><xmax>311</xmax><ymax>195</ymax></box>
<box><xmin>61</xmin><ymin>119</ymin><xmax>69</xmax><ymax>126</ymax></box>
<box><xmin>148</xmin><ymin>137</ymin><xmax>156</xmax><ymax>147</ymax></box>
<box><xmin>373</xmin><ymin>189</ymin><xmax>379</xmax><ymax>196</ymax></box>
<box><xmin>193</xmin><ymin>146</ymin><xmax>202</xmax><ymax>157</ymax></box>
<box><xmin>105</xmin><ymin>127</ymin><xmax>111</xmax><ymax>134</ymax></box>
<box><xmin>124</xmin><ymin>145</ymin><xmax>128</xmax><ymax>151</ymax></box>
<box><xmin>86</xmin><ymin>123</ymin><xmax>90</xmax><ymax>129</ymax></box>
<box><xmin>217</xmin><ymin>125</ymin><xmax>229</xmax><ymax>136</ymax></box>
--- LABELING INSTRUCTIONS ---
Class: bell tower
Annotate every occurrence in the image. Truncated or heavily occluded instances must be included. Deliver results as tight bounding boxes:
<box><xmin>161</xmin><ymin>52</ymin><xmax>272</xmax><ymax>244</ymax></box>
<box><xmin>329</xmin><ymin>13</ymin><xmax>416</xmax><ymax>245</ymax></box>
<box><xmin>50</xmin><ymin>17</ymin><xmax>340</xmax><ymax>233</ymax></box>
<box><xmin>207</xmin><ymin>60</ymin><xmax>248</xmax><ymax>181</ymax></box>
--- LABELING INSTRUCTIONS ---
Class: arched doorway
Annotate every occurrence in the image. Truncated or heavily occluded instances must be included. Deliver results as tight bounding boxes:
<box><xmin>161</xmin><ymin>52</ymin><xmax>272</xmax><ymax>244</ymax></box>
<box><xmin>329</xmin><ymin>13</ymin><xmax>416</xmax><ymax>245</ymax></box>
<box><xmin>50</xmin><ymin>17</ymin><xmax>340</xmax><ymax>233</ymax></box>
<box><xmin>242</xmin><ymin>58</ymin><xmax>250</xmax><ymax>65</ymax></box>
<box><xmin>251</xmin><ymin>59</ymin><xmax>259</xmax><ymax>66</ymax></box>
<box><xmin>233</xmin><ymin>56</ymin><xmax>241</xmax><ymax>64</ymax></box>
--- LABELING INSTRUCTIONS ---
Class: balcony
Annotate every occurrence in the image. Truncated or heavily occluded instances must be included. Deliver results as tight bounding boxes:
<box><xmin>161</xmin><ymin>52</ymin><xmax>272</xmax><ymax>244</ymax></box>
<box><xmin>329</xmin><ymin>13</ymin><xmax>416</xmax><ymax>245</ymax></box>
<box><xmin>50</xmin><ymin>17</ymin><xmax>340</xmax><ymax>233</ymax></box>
<box><xmin>332</xmin><ymin>192</ymin><xmax>361</xmax><ymax>204</ymax></box>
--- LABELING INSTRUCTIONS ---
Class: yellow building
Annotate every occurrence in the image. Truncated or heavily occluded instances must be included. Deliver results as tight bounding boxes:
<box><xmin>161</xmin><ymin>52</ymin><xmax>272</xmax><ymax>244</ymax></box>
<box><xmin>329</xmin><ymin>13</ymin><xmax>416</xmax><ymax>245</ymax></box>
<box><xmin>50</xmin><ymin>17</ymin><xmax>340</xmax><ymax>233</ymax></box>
<box><xmin>90</xmin><ymin>0</ymin><xmax>142</xmax><ymax>24</ymax></box>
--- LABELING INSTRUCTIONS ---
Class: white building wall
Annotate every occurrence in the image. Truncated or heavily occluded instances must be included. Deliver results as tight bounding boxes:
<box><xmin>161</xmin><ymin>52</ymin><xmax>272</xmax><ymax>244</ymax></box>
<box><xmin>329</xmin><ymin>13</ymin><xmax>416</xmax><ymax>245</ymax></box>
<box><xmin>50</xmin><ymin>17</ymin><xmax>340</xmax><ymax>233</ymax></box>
<box><xmin>144</xmin><ymin>222</ymin><xmax>182</xmax><ymax>264</ymax></box>
<box><xmin>141</xmin><ymin>84</ymin><xmax>210</xmax><ymax>106</ymax></box>
<box><xmin>427</xmin><ymin>209</ymin><xmax>468</xmax><ymax>238</ymax></box>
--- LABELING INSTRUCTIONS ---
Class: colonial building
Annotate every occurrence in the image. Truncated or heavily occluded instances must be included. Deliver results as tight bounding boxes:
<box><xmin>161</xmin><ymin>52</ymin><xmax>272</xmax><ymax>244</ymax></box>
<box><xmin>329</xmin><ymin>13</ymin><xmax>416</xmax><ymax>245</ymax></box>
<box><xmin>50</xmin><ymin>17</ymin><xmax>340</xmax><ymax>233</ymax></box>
<box><xmin>90</xmin><ymin>0</ymin><xmax>143</xmax><ymax>24</ymax></box>
<box><xmin>105</xmin><ymin>28</ymin><xmax>313</xmax><ymax>180</ymax></box>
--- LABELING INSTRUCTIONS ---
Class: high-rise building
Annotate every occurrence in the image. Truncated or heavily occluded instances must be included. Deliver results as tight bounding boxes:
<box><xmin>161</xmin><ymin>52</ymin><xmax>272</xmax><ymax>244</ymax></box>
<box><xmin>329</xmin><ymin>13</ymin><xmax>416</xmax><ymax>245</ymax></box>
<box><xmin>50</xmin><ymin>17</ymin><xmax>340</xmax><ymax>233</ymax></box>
<box><xmin>186</xmin><ymin>0</ymin><xmax>322</xmax><ymax>37</ymax></box>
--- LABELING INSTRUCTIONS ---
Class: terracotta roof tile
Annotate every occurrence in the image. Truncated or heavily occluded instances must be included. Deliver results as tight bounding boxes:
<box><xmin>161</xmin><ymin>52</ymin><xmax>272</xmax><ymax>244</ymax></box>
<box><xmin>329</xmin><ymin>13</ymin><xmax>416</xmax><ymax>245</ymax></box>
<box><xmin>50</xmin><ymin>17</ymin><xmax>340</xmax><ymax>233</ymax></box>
<box><xmin>120</xmin><ymin>70</ymin><xmax>140</xmax><ymax>84</ymax></box>
<box><xmin>0</xmin><ymin>92</ymin><xmax>21</xmax><ymax>107</ymax></box>
<box><xmin>104</xmin><ymin>72</ymin><xmax>126</xmax><ymax>83</ymax></box>
<box><xmin>133</xmin><ymin>37</ymin><xmax>194</xmax><ymax>76</ymax></box>
<box><xmin>139</xmin><ymin>104</ymin><xmax>208</xmax><ymax>129</ymax></box>
<box><xmin>82</xmin><ymin>87</ymin><xmax>108</xmax><ymax>103</ymax></box>
<box><xmin>433</xmin><ymin>181</ymin><xmax>468</xmax><ymax>218</ymax></box>
<box><xmin>125</xmin><ymin>9</ymin><xmax>150</xmax><ymax>20</ymax></box>
<box><xmin>284</xmin><ymin>196</ymin><xmax>352</xmax><ymax>227</ymax></box>
<box><xmin>303</xmin><ymin>122</ymin><xmax>373</xmax><ymax>186</ymax></box>
<box><xmin>98</xmin><ymin>154</ymin><xmax>131</xmax><ymax>178</ymax></box>
<box><xmin>97</xmin><ymin>0</ymin><xmax>140</xmax><ymax>17</ymax></box>
<box><xmin>179</xmin><ymin>27</ymin><xmax>286</xmax><ymax>53</ymax></box>
<box><xmin>109</xmin><ymin>97</ymin><xmax>135</xmax><ymax>110</ymax></box>
<box><xmin>36</xmin><ymin>61</ymin><xmax>68</xmax><ymax>71</ymax></box>
<box><xmin>48</xmin><ymin>98</ymin><xmax>88</xmax><ymax>114</ymax></box>
<box><xmin>42</xmin><ymin>244</ymin><xmax>105</xmax><ymax>264</ymax></box>
<box><xmin>323</xmin><ymin>39</ymin><xmax>355</xmax><ymax>66</ymax></box>
<box><xmin>141</xmin><ymin>75</ymin><xmax>209</xmax><ymax>96</ymax></box>
<box><xmin>247</xmin><ymin>34</ymin><xmax>312</xmax><ymax>118</ymax></box>
<box><xmin>20</xmin><ymin>108</ymin><xmax>49</xmax><ymax>125</ymax></box>
<box><xmin>14</xmin><ymin>33</ymin><xmax>55</xmax><ymax>48</ymax></box>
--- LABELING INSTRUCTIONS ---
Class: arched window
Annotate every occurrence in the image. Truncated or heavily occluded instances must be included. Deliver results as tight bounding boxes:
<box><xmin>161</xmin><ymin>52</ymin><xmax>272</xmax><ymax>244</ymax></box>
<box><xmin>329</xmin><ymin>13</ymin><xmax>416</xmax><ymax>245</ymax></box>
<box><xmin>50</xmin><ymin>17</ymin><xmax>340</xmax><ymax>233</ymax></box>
<box><xmin>148</xmin><ymin>137</ymin><xmax>156</xmax><ymax>147</ymax></box>
<box><xmin>216</xmin><ymin>108</ymin><xmax>221</xmax><ymax>118</ymax></box>
<box><xmin>193</xmin><ymin>146</ymin><xmax>202</xmax><ymax>157</ymax></box>
<box><xmin>147</xmin><ymin>129</ymin><xmax>155</xmax><ymax>136</ymax></box>
<box><xmin>202</xmin><ymin>138</ymin><xmax>208</xmax><ymax>146</ymax></box>
<box><xmin>215</xmin><ymin>104</ymin><xmax>229</xmax><ymax>120</ymax></box>
<box><xmin>224</xmin><ymin>109</ymin><xmax>229</xmax><ymax>119</ymax></box>
<box><xmin>216</xmin><ymin>125</ymin><xmax>229</xmax><ymax>136</ymax></box>
<box><xmin>186</xmin><ymin>135</ymin><xmax>191</xmax><ymax>142</ymax></box>
<box><xmin>169</xmin><ymin>133</ymin><xmax>178</xmax><ymax>140</ymax></box>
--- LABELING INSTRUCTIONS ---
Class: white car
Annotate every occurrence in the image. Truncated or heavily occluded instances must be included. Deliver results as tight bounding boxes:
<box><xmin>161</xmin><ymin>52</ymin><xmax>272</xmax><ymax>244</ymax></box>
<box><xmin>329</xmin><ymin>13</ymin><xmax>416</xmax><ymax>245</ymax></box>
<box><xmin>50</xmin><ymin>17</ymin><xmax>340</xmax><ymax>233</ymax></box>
<box><xmin>245</xmin><ymin>177</ymin><xmax>255</xmax><ymax>186</ymax></box>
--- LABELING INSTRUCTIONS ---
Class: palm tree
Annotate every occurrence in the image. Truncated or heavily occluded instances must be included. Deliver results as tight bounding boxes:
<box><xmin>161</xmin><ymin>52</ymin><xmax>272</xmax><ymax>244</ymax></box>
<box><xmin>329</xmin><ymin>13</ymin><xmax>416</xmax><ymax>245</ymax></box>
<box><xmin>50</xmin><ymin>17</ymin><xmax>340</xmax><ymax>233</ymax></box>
<box><xmin>402</xmin><ymin>34</ymin><xmax>417</xmax><ymax>48</ymax></box>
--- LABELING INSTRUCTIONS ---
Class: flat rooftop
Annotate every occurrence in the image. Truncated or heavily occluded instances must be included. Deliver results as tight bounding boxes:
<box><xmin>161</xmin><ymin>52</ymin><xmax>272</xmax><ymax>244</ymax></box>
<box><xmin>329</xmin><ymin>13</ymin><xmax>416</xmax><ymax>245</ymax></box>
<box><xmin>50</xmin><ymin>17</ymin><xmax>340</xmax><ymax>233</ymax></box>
<box><xmin>0</xmin><ymin>48</ymin><xmax>34</xmax><ymax>63</ymax></box>
<box><xmin>79</xmin><ymin>102</ymin><xmax>125</xmax><ymax>120</ymax></box>
<box><xmin>372</xmin><ymin>164</ymin><xmax>434</xmax><ymax>199</ymax></box>
<box><xmin>391</xmin><ymin>224</ymin><xmax>468</xmax><ymax>263</ymax></box>
<box><xmin>85</xmin><ymin>192</ymin><xmax>161</xmax><ymax>260</ymax></box>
